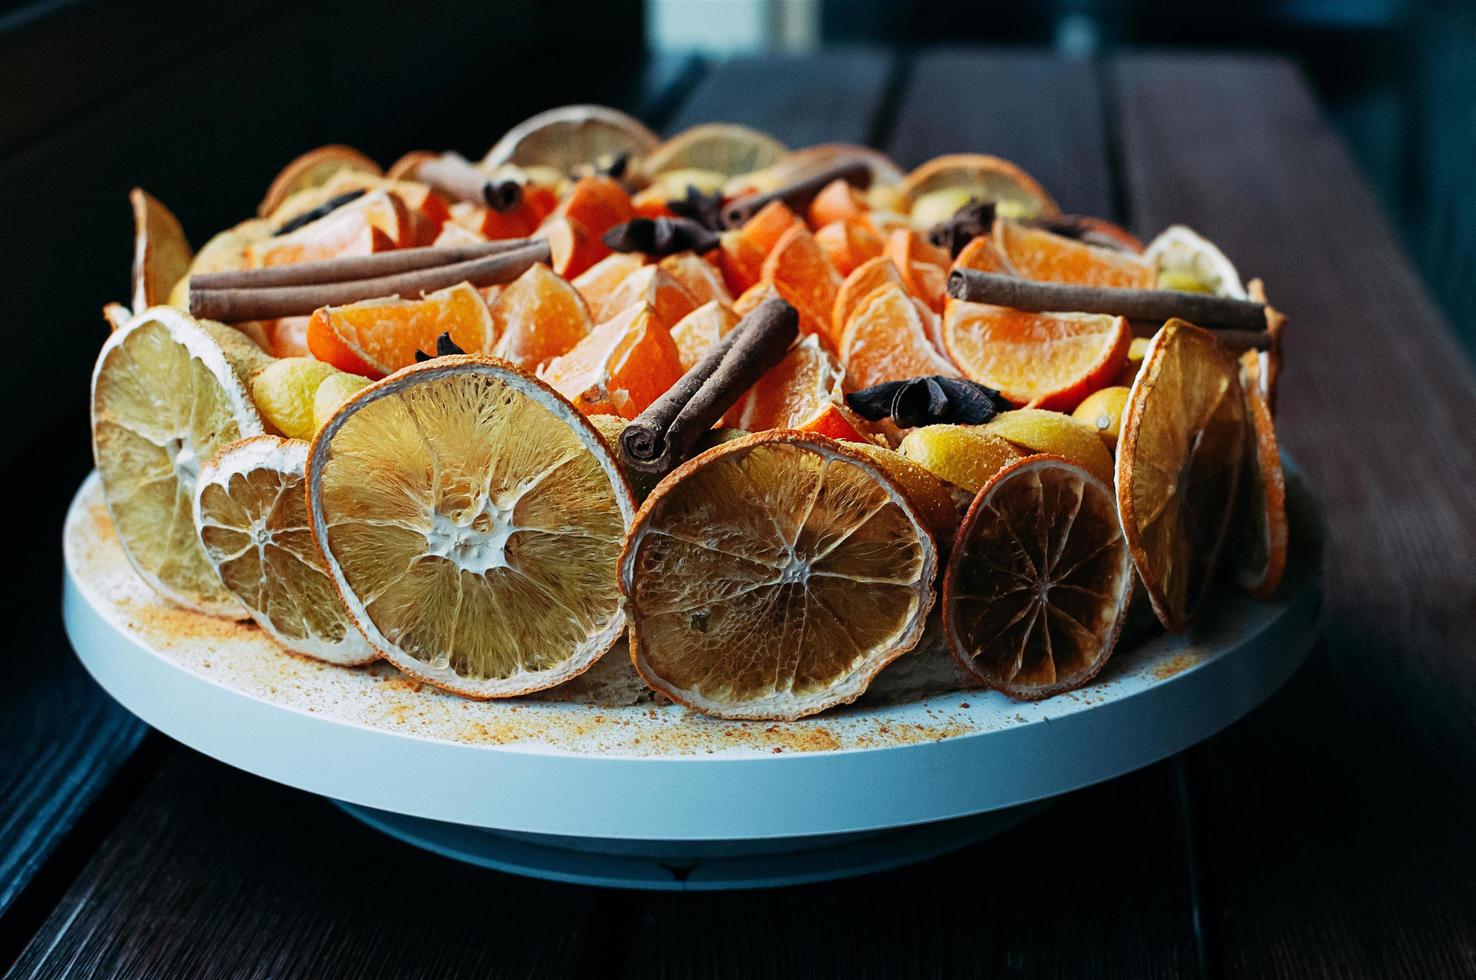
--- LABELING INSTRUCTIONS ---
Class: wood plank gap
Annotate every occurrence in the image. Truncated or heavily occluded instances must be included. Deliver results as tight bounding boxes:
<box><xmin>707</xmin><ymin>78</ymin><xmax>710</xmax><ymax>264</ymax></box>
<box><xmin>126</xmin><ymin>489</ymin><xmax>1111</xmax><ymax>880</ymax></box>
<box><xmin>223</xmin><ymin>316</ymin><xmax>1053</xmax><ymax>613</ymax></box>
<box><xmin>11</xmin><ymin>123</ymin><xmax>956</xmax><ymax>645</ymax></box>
<box><xmin>1172</xmin><ymin>753</ymin><xmax>1217</xmax><ymax>980</ymax></box>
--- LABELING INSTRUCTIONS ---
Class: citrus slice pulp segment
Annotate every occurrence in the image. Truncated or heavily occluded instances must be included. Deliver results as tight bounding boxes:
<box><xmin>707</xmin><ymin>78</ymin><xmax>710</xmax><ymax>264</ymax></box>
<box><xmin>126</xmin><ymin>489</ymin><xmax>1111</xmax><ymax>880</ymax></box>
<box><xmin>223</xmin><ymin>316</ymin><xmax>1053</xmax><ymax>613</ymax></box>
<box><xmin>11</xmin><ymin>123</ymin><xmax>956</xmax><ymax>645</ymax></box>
<box><xmin>308</xmin><ymin>356</ymin><xmax>635</xmax><ymax>697</ymax></box>
<box><xmin>620</xmin><ymin>433</ymin><xmax>937</xmax><ymax>720</ymax></box>
<box><xmin>1230</xmin><ymin>351</ymin><xmax>1288</xmax><ymax>598</ymax></box>
<box><xmin>194</xmin><ymin>436</ymin><xmax>375</xmax><ymax>664</ymax></box>
<box><xmin>898</xmin><ymin>154</ymin><xmax>1060</xmax><ymax>220</ymax></box>
<box><xmin>257</xmin><ymin>144</ymin><xmax>381</xmax><ymax>218</ymax></box>
<box><xmin>594</xmin><ymin>264</ymin><xmax>698</xmax><ymax>327</ymax></box>
<box><xmin>762</xmin><ymin>224</ymin><xmax>841</xmax><ymax>338</ymax></box>
<box><xmin>944</xmin><ymin>455</ymin><xmax>1134</xmax><ymax>699</ymax></box>
<box><xmin>306</xmin><ymin>281</ymin><xmax>496</xmax><ymax>378</ymax></box>
<box><xmin>1116</xmin><ymin>319</ymin><xmax>1247</xmax><ymax>632</ymax></box>
<box><xmin>942</xmin><ymin>301</ymin><xmax>1130</xmax><ymax>411</ymax></box>
<box><xmin>814</xmin><ymin>219</ymin><xmax>883</xmax><ymax>277</ymax></box>
<box><xmin>91</xmin><ymin>308</ymin><xmax>266</xmax><ymax>617</ymax></box>
<box><xmin>724</xmin><ymin>333</ymin><xmax>845</xmax><ymax>431</ymax></box>
<box><xmin>572</xmin><ymin>253</ymin><xmax>647</xmax><ymax>311</ymax></box>
<box><xmin>994</xmin><ymin>219</ymin><xmax>1155</xmax><ymax>288</ymax></box>
<box><xmin>484</xmin><ymin>104</ymin><xmax>660</xmax><ymax>174</ymax></box>
<box><xmin>840</xmin><ymin>284</ymin><xmax>960</xmax><ymax>390</ymax></box>
<box><xmin>642</xmin><ymin>123</ymin><xmax>788</xmax><ymax>179</ymax></box>
<box><xmin>246</xmin><ymin>189</ymin><xmax>405</xmax><ymax>267</ymax></box>
<box><xmin>658</xmin><ymin>252</ymin><xmax>733</xmax><ymax>308</ymax></box>
<box><xmin>491</xmin><ymin>263</ymin><xmax>593</xmax><ymax>371</ymax></box>
<box><xmin>130</xmin><ymin>188</ymin><xmax>192</xmax><ymax>310</ymax></box>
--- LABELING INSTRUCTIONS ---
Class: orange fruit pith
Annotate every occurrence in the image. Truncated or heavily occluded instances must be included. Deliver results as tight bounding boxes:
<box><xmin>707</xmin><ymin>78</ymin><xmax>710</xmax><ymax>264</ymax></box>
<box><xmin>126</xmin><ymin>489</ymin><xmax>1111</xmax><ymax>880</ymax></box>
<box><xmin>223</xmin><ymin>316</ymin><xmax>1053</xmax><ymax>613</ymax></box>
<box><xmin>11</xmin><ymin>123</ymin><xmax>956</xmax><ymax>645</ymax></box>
<box><xmin>492</xmin><ymin>263</ymin><xmax>593</xmax><ymax>371</ymax></box>
<box><xmin>942</xmin><ymin>302</ymin><xmax>1130</xmax><ymax>411</ymax></box>
<box><xmin>995</xmin><ymin>219</ymin><xmax>1155</xmax><ymax>288</ymax></box>
<box><xmin>306</xmin><ymin>281</ymin><xmax>494</xmax><ymax>379</ymax></box>
<box><xmin>841</xmin><ymin>284</ymin><xmax>959</xmax><ymax>391</ymax></box>
<box><xmin>540</xmin><ymin>302</ymin><xmax>684</xmax><ymax>418</ymax></box>
<box><xmin>944</xmin><ymin>454</ymin><xmax>1134</xmax><ymax>699</ymax></box>
<box><xmin>724</xmin><ymin>335</ymin><xmax>849</xmax><ymax>433</ymax></box>
<box><xmin>671</xmin><ymin>301</ymin><xmax>738</xmax><ymax>371</ymax></box>
<box><xmin>619</xmin><ymin>432</ymin><xmax>937</xmax><ymax>721</ymax></box>
<box><xmin>762</xmin><ymin>224</ymin><xmax>841</xmax><ymax>340</ymax></box>
<box><xmin>832</xmin><ymin>256</ymin><xmax>904</xmax><ymax>344</ymax></box>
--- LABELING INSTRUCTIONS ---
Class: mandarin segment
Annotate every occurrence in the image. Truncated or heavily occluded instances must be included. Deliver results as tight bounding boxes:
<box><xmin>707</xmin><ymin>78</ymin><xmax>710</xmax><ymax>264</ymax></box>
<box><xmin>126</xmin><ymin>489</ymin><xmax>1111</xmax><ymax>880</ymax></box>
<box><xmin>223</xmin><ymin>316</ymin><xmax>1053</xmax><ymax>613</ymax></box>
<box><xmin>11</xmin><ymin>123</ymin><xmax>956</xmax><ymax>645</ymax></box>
<box><xmin>491</xmin><ymin>262</ymin><xmax>593</xmax><ymax>371</ymax></box>
<box><xmin>840</xmin><ymin>284</ymin><xmax>960</xmax><ymax>390</ymax></box>
<box><xmin>832</xmin><ymin>256</ymin><xmax>904</xmax><ymax>345</ymax></box>
<box><xmin>994</xmin><ymin>219</ymin><xmax>1155</xmax><ymax>288</ymax></box>
<box><xmin>540</xmin><ymin>302</ymin><xmax>684</xmax><ymax>418</ymax></box>
<box><xmin>306</xmin><ymin>281</ymin><xmax>496</xmax><ymax>378</ymax></box>
<box><xmin>762</xmin><ymin>224</ymin><xmax>842</xmax><ymax>339</ymax></box>
<box><xmin>670</xmin><ymin>301</ymin><xmax>738</xmax><ymax>371</ymax></box>
<box><xmin>814</xmin><ymin>218</ymin><xmax>883</xmax><ymax>277</ymax></box>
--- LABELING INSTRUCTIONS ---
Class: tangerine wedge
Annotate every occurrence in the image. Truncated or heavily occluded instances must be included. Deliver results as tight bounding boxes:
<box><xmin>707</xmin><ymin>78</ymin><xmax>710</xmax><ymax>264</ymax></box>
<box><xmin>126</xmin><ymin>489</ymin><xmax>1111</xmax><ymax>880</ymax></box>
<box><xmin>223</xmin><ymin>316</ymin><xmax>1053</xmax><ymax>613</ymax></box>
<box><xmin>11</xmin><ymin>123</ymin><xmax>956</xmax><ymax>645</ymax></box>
<box><xmin>491</xmin><ymin>263</ymin><xmax>593</xmax><ymax>371</ymax></box>
<box><xmin>831</xmin><ymin>256</ymin><xmax>904</xmax><ymax>345</ymax></box>
<box><xmin>994</xmin><ymin>219</ymin><xmax>1155</xmax><ymax>288</ymax></box>
<box><xmin>762</xmin><ymin>223</ymin><xmax>841</xmax><ymax>339</ymax></box>
<box><xmin>840</xmin><ymin>284</ymin><xmax>960</xmax><ymax>390</ymax></box>
<box><xmin>540</xmin><ymin>302</ymin><xmax>685</xmax><ymax>419</ymax></box>
<box><xmin>670</xmin><ymin>301</ymin><xmax>738</xmax><ymax>371</ymax></box>
<box><xmin>306</xmin><ymin>281</ymin><xmax>496</xmax><ymax>379</ymax></box>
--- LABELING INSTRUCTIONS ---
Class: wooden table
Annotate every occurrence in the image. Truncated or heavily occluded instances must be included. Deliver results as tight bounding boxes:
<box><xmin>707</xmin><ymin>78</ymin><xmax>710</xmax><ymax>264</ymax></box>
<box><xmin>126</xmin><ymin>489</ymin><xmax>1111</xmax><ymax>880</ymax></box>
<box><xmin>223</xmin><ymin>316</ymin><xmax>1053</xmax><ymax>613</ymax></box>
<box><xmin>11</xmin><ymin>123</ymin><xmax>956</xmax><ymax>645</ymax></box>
<box><xmin>7</xmin><ymin>48</ymin><xmax>1476</xmax><ymax>979</ymax></box>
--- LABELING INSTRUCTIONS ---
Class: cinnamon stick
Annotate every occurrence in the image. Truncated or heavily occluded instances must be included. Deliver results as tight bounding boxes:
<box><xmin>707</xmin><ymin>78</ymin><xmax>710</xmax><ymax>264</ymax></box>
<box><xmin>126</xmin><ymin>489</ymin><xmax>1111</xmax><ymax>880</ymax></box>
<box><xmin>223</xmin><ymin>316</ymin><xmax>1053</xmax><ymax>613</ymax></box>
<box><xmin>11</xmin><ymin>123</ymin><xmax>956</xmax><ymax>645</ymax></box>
<box><xmin>721</xmin><ymin>159</ymin><xmax>873</xmax><ymax>229</ymax></box>
<box><xmin>191</xmin><ymin>240</ymin><xmax>536</xmax><ymax>290</ymax></box>
<box><xmin>947</xmin><ymin>268</ymin><xmax>1273</xmax><ymax>333</ymax></box>
<box><xmin>621</xmin><ymin>297</ymin><xmax>799</xmax><ymax>476</ymax></box>
<box><xmin>189</xmin><ymin>241</ymin><xmax>550</xmax><ymax>322</ymax></box>
<box><xmin>417</xmin><ymin>152</ymin><xmax>523</xmax><ymax>211</ymax></box>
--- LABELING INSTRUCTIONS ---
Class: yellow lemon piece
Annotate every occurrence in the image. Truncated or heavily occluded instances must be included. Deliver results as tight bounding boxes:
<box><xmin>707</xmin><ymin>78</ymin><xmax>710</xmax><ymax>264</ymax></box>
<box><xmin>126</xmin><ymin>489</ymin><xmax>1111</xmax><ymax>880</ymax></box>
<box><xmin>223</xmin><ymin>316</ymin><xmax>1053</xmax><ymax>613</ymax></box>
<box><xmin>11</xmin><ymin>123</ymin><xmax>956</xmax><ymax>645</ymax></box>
<box><xmin>982</xmin><ymin>409</ymin><xmax>1114</xmax><ymax>484</ymax></box>
<box><xmin>1072</xmin><ymin>385</ymin><xmax>1131</xmax><ymax>449</ymax></box>
<box><xmin>311</xmin><ymin>371</ymin><xmax>372</xmax><ymax>433</ymax></box>
<box><xmin>908</xmin><ymin>187</ymin><xmax>975</xmax><ymax>230</ymax></box>
<box><xmin>1117</xmin><ymin>335</ymin><xmax>1152</xmax><ymax>386</ymax></box>
<box><xmin>250</xmin><ymin>357</ymin><xmax>340</xmax><ymax>440</ymax></box>
<box><xmin>898</xmin><ymin>424</ymin><xmax>1023</xmax><ymax>494</ymax></box>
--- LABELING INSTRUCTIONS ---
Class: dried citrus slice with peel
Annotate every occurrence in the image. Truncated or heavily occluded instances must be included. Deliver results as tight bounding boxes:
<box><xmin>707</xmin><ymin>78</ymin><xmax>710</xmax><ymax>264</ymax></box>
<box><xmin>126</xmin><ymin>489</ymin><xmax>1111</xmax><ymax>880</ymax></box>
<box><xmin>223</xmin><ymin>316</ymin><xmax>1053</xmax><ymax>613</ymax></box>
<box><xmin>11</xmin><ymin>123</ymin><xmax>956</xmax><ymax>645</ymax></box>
<box><xmin>982</xmin><ymin>409</ymin><xmax>1114</xmax><ymax>485</ymax></box>
<box><xmin>257</xmin><ymin>144</ymin><xmax>381</xmax><ymax>218</ymax></box>
<box><xmin>942</xmin><ymin>301</ymin><xmax>1130</xmax><ymax>411</ymax></box>
<box><xmin>130</xmin><ymin>188</ymin><xmax>192</xmax><ymax>310</ymax></box>
<box><xmin>1230</xmin><ymin>351</ymin><xmax>1287</xmax><ymax>599</ymax></box>
<box><xmin>843</xmin><ymin>440</ymin><xmax>961</xmax><ymax>541</ymax></box>
<box><xmin>306</xmin><ymin>281</ymin><xmax>495</xmax><ymax>379</ymax></box>
<box><xmin>1146</xmin><ymin>225</ymin><xmax>1246</xmax><ymax>298</ymax></box>
<box><xmin>194</xmin><ymin>436</ymin><xmax>375</xmax><ymax>664</ymax></box>
<box><xmin>308</xmin><ymin>355</ymin><xmax>636</xmax><ymax>697</ymax></box>
<box><xmin>898</xmin><ymin>154</ymin><xmax>1060</xmax><ymax>221</ymax></box>
<box><xmin>1116</xmin><ymin>319</ymin><xmax>1247</xmax><ymax>632</ymax></box>
<box><xmin>484</xmin><ymin>104</ymin><xmax>659</xmax><ymax>175</ymax></box>
<box><xmin>247</xmin><ymin>189</ymin><xmax>405</xmax><ymax>267</ymax></box>
<box><xmin>945</xmin><ymin>455</ymin><xmax>1134</xmax><ymax>699</ymax></box>
<box><xmin>994</xmin><ymin>219</ymin><xmax>1155</xmax><ymax>289</ymax></box>
<box><xmin>841</xmin><ymin>284</ymin><xmax>960</xmax><ymax>390</ymax></box>
<box><xmin>620</xmin><ymin>431</ymin><xmax>937</xmax><ymax>720</ymax></box>
<box><xmin>91</xmin><ymin>307</ymin><xmax>267</xmax><ymax>616</ymax></box>
<box><xmin>643</xmin><ymin>123</ymin><xmax>788</xmax><ymax>180</ymax></box>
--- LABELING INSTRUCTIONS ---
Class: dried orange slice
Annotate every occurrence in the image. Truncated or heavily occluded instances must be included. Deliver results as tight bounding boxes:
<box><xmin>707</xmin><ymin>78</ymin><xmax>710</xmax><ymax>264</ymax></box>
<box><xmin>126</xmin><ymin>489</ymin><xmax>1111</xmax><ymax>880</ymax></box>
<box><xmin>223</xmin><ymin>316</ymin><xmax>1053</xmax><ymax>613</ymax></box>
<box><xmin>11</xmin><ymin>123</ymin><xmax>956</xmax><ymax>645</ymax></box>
<box><xmin>194</xmin><ymin>436</ymin><xmax>375</xmax><ymax>664</ymax></box>
<box><xmin>491</xmin><ymin>263</ymin><xmax>593</xmax><ymax>371</ymax></box>
<box><xmin>1230</xmin><ymin>351</ymin><xmax>1287</xmax><ymax>599</ymax></box>
<box><xmin>658</xmin><ymin>252</ymin><xmax>732</xmax><ymax>308</ymax></box>
<box><xmin>308</xmin><ymin>355</ymin><xmax>636</xmax><ymax>697</ymax></box>
<box><xmin>898</xmin><ymin>154</ymin><xmax>1059</xmax><ymax>221</ymax></box>
<box><xmin>762</xmin><ymin>224</ymin><xmax>841</xmax><ymax>339</ymax></box>
<box><xmin>593</xmin><ymin>264</ymin><xmax>698</xmax><ymax>327</ymax></box>
<box><xmin>641</xmin><ymin>123</ymin><xmax>788</xmax><ymax>180</ymax></box>
<box><xmin>130</xmin><ymin>188</ymin><xmax>192</xmax><ymax>310</ymax></box>
<box><xmin>670</xmin><ymin>300</ymin><xmax>738</xmax><ymax>371</ymax></box>
<box><xmin>831</xmin><ymin>255</ymin><xmax>904</xmax><ymax>344</ymax></box>
<box><xmin>1116</xmin><ymin>319</ymin><xmax>1247</xmax><ymax>631</ymax></box>
<box><xmin>540</xmin><ymin>302</ymin><xmax>685</xmax><ymax>418</ymax></box>
<box><xmin>814</xmin><ymin>218</ymin><xmax>883</xmax><ymax>277</ymax></box>
<box><xmin>573</xmin><ymin>253</ymin><xmax>647</xmax><ymax>311</ymax></box>
<box><xmin>942</xmin><ymin>301</ymin><xmax>1130</xmax><ymax>411</ymax></box>
<box><xmin>484</xmin><ymin>104</ymin><xmax>660</xmax><ymax>175</ymax></box>
<box><xmin>257</xmin><ymin>144</ymin><xmax>381</xmax><ymax>218</ymax></box>
<box><xmin>944</xmin><ymin>455</ymin><xmax>1134</xmax><ymax>699</ymax></box>
<box><xmin>91</xmin><ymin>308</ymin><xmax>267</xmax><ymax>616</ymax></box>
<box><xmin>306</xmin><ymin>281</ymin><xmax>495</xmax><ymax>379</ymax></box>
<box><xmin>620</xmin><ymin>431</ymin><xmax>937</xmax><ymax>720</ymax></box>
<box><xmin>994</xmin><ymin>219</ymin><xmax>1155</xmax><ymax>288</ymax></box>
<box><xmin>840</xmin><ymin>284</ymin><xmax>960</xmax><ymax>390</ymax></box>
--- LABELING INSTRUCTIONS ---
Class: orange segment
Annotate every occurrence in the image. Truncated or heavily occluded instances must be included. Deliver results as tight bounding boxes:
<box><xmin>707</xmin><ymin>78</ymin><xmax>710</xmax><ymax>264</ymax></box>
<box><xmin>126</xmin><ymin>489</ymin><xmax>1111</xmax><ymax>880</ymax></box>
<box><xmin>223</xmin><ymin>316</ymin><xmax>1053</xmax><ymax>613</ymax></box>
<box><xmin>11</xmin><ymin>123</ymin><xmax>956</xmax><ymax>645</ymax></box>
<box><xmin>995</xmin><ymin>219</ymin><xmax>1155</xmax><ymax>288</ymax></box>
<box><xmin>737</xmin><ymin>200</ymin><xmax>802</xmax><ymax>255</ymax></box>
<box><xmin>717</xmin><ymin>229</ymin><xmax>766</xmax><ymax>295</ymax></box>
<box><xmin>491</xmin><ymin>263</ymin><xmax>593</xmax><ymax>371</ymax></box>
<box><xmin>724</xmin><ymin>334</ymin><xmax>857</xmax><ymax>437</ymax></box>
<box><xmin>832</xmin><ymin>256</ymin><xmax>904</xmax><ymax>345</ymax></box>
<box><xmin>572</xmin><ymin>254</ymin><xmax>647</xmax><ymax>311</ymax></box>
<box><xmin>840</xmin><ymin>284</ymin><xmax>960</xmax><ymax>391</ymax></box>
<box><xmin>593</xmin><ymin>265</ymin><xmax>699</xmax><ymax>327</ymax></box>
<box><xmin>306</xmin><ymin>281</ymin><xmax>495</xmax><ymax>378</ymax></box>
<box><xmin>814</xmin><ymin>218</ymin><xmax>883</xmax><ymax>277</ymax></box>
<box><xmin>658</xmin><ymin>251</ymin><xmax>732</xmax><ymax>307</ymax></box>
<box><xmin>552</xmin><ymin>175</ymin><xmax>634</xmax><ymax>240</ymax></box>
<box><xmin>761</xmin><ymin>224</ymin><xmax>841</xmax><ymax>340</ymax></box>
<box><xmin>942</xmin><ymin>301</ymin><xmax>1130</xmax><ymax>412</ymax></box>
<box><xmin>951</xmin><ymin>235</ymin><xmax>1014</xmax><ymax>274</ymax></box>
<box><xmin>536</xmin><ymin>214</ymin><xmax>602</xmax><ymax>278</ymax></box>
<box><xmin>540</xmin><ymin>302</ymin><xmax>684</xmax><ymax>418</ymax></box>
<box><xmin>807</xmin><ymin>178</ymin><xmax>869</xmax><ymax>227</ymax></box>
<box><xmin>247</xmin><ymin>190</ymin><xmax>405</xmax><ymax>267</ymax></box>
<box><xmin>671</xmin><ymin>301</ymin><xmax>738</xmax><ymax>371</ymax></box>
<box><xmin>257</xmin><ymin>144</ymin><xmax>381</xmax><ymax>218</ymax></box>
<box><xmin>885</xmin><ymin>228</ymin><xmax>951</xmax><ymax>312</ymax></box>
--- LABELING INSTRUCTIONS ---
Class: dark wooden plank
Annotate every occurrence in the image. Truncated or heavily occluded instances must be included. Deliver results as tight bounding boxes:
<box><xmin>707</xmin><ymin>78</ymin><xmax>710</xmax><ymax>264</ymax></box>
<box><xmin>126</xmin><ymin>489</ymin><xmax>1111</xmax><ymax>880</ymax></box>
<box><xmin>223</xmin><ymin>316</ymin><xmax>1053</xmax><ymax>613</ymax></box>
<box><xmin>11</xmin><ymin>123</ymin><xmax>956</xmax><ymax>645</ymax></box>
<box><xmin>885</xmin><ymin>48</ymin><xmax>1115</xmax><ymax>218</ymax></box>
<box><xmin>7</xmin><ymin>750</ymin><xmax>608</xmax><ymax>979</ymax></box>
<box><xmin>661</xmin><ymin>47</ymin><xmax>896</xmax><ymax>145</ymax></box>
<box><xmin>1112</xmin><ymin>52</ymin><xmax>1476</xmax><ymax>977</ymax></box>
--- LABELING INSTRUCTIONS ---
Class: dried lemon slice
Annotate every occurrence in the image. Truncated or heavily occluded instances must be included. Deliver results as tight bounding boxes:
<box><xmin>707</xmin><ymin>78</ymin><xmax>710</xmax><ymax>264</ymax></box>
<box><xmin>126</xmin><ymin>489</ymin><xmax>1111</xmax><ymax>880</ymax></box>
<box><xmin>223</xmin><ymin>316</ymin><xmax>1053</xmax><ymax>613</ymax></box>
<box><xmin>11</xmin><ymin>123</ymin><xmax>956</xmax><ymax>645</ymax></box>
<box><xmin>620</xmin><ymin>432</ymin><xmax>937</xmax><ymax>721</ymax></box>
<box><xmin>1116</xmin><ymin>319</ymin><xmax>1247</xmax><ymax>631</ymax></box>
<box><xmin>484</xmin><ymin>104</ymin><xmax>660</xmax><ymax>176</ymax></box>
<box><xmin>945</xmin><ymin>455</ymin><xmax>1134</xmax><ymax>698</ymax></box>
<box><xmin>194</xmin><ymin>436</ymin><xmax>374</xmax><ymax>664</ymax></box>
<box><xmin>91</xmin><ymin>307</ymin><xmax>267</xmax><ymax>616</ymax></box>
<box><xmin>307</xmin><ymin>355</ymin><xmax>635</xmax><ymax>697</ymax></box>
<box><xmin>1145</xmin><ymin>225</ymin><xmax>1247</xmax><ymax>298</ymax></box>
<box><xmin>642</xmin><ymin>123</ymin><xmax>788</xmax><ymax>180</ymax></box>
<box><xmin>897</xmin><ymin>154</ymin><xmax>1060</xmax><ymax>221</ymax></box>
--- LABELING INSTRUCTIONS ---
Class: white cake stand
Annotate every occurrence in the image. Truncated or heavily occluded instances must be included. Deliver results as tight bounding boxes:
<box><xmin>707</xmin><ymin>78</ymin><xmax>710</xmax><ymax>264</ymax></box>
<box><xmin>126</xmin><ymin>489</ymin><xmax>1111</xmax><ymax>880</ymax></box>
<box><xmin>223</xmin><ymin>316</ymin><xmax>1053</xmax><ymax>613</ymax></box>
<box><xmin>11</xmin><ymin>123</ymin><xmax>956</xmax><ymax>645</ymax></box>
<box><xmin>62</xmin><ymin>469</ymin><xmax>1321</xmax><ymax>890</ymax></box>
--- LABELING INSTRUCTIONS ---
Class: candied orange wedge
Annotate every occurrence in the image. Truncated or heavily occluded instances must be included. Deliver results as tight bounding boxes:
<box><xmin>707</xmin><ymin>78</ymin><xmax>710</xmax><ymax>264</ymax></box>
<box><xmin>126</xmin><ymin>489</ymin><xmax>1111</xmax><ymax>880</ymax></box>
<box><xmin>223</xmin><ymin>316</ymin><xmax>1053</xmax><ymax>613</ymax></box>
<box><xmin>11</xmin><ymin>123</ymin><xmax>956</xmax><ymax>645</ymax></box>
<box><xmin>540</xmin><ymin>302</ymin><xmax>684</xmax><ymax>418</ymax></box>
<box><xmin>306</xmin><ymin>281</ymin><xmax>495</xmax><ymax>378</ymax></box>
<box><xmin>762</xmin><ymin>224</ymin><xmax>841</xmax><ymax>340</ymax></box>
<box><xmin>840</xmin><ymin>284</ymin><xmax>959</xmax><ymax>390</ymax></box>
<box><xmin>491</xmin><ymin>263</ymin><xmax>593</xmax><ymax>371</ymax></box>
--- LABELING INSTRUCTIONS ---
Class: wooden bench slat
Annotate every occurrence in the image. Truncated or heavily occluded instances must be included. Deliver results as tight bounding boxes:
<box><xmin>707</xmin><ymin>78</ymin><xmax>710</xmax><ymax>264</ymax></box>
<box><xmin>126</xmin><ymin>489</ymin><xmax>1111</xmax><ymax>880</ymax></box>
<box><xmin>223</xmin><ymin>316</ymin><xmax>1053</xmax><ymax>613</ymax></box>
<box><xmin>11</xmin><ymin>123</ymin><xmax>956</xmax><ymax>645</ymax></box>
<box><xmin>1113</xmin><ymin>52</ymin><xmax>1476</xmax><ymax>977</ymax></box>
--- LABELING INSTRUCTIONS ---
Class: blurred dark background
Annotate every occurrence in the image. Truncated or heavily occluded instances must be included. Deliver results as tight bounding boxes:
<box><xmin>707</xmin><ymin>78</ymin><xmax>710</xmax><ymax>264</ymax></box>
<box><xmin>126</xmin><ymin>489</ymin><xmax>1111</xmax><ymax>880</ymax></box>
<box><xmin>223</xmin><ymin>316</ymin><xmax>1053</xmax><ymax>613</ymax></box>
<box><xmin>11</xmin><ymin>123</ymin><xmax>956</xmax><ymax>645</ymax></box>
<box><xmin>0</xmin><ymin>0</ymin><xmax>1471</xmax><ymax>529</ymax></box>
